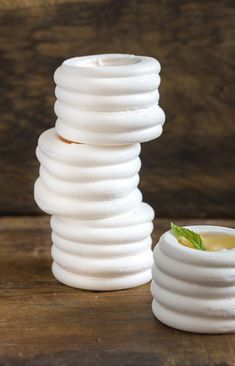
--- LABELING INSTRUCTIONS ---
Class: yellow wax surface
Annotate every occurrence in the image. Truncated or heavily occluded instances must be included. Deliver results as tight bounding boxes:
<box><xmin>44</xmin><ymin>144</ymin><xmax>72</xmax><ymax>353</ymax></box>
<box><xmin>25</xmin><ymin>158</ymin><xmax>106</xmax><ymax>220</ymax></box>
<box><xmin>178</xmin><ymin>232</ymin><xmax>235</xmax><ymax>251</ymax></box>
<box><xmin>201</xmin><ymin>232</ymin><xmax>235</xmax><ymax>251</ymax></box>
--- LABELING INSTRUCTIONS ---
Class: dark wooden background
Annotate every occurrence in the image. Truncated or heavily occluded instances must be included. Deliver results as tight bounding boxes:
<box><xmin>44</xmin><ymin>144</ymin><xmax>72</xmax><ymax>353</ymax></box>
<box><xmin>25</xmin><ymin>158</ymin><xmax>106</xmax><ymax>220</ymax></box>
<box><xmin>0</xmin><ymin>0</ymin><xmax>234</xmax><ymax>218</ymax></box>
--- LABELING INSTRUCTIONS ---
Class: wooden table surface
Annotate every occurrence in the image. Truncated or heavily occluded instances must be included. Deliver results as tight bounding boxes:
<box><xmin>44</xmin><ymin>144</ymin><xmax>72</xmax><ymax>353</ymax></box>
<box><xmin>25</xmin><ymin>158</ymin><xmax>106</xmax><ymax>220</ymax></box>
<box><xmin>1</xmin><ymin>216</ymin><xmax>235</xmax><ymax>366</ymax></box>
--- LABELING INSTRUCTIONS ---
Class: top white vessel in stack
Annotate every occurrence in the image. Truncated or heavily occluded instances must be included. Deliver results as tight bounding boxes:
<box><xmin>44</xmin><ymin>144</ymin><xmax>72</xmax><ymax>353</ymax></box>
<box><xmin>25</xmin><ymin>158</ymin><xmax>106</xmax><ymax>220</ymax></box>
<box><xmin>54</xmin><ymin>53</ymin><xmax>165</xmax><ymax>145</ymax></box>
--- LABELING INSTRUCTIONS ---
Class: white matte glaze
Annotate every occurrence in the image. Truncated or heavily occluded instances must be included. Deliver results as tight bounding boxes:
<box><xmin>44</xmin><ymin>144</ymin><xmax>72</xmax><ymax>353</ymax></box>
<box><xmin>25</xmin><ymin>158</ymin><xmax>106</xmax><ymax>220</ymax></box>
<box><xmin>34</xmin><ymin>53</ymin><xmax>164</xmax><ymax>291</ymax></box>
<box><xmin>54</xmin><ymin>54</ymin><xmax>165</xmax><ymax>144</ymax></box>
<box><xmin>151</xmin><ymin>225</ymin><xmax>235</xmax><ymax>334</ymax></box>
<box><xmin>51</xmin><ymin>203</ymin><xmax>154</xmax><ymax>290</ymax></box>
<box><xmin>34</xmin><ymin>128</ymin><xmax>142</xmax><ymax>218</ymax></box>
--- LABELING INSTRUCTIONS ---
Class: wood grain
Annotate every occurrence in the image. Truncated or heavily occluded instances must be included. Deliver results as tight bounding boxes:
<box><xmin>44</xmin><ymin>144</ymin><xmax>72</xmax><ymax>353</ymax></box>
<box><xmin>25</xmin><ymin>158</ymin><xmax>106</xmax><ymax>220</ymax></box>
<box><xmin>0</xmin><ymin>216</ymin><xmax>235</xmax><ymax>366</ymax></box>
<box><xmin>0</xmin><ymin>0</ymin><xmax>234</xmax><ymax>217</ymax></box>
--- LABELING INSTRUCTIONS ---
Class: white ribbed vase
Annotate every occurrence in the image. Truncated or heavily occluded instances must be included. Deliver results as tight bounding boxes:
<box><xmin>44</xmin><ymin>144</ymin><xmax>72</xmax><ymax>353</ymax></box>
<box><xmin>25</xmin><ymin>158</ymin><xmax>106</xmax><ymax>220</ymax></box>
<box><xmin>54</xmin><ymin>54</ymin><xmax>165</xmax><ymax>145</ymax></box>
<box><xmin>51</xmin><ymin>203</ymin><xmax>154</xmax><ymax>291</ymax></box>
<box><xmin>34</xmin><ymin>128</ymin><xmax>142</xmax><ymax>219</ymax></box>
<box><xmin>151</xmin><ymin>225</ymin><xmax>235</xmax><ymax>334</ymax></box>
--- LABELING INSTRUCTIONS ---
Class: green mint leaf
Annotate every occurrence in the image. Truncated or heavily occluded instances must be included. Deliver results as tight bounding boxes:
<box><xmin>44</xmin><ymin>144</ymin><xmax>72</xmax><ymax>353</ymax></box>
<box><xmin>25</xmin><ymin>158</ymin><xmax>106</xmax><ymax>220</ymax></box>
<box><xmin>171</xmin><ymin>222</ymin><xmax>206</xmax><ymax>251</ymax></box>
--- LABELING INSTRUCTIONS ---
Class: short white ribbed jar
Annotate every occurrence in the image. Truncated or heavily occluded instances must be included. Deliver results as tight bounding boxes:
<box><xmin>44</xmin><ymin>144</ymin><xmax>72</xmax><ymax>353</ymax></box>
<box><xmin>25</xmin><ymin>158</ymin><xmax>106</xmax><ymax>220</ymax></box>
<box><xmin>151</xmin><ymin>225</ymin><xmax>235</xmax><ymax>334</ymax></box>
<box><xmin>54</xmin><ymin>53</ymin><xmax>165</xmax><ymax>145</ymax></box>
<box><xmin>34</xmin><ymin>128</ymin><xmax>142</xmax><ymax>218</ymax></box>
<box><xmin>51</xmin><ymin>202</ymin><xmax>154</xmax><ymax>291</ymax></box>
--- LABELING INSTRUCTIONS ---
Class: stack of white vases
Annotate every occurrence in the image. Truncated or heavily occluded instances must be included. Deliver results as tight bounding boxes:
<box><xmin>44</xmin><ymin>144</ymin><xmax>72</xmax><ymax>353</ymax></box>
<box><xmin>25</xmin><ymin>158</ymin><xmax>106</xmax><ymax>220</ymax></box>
<box><xmin>34</xmin><ymin>54</ymin><xmax>165</xmax><ymax>291</ymax></box>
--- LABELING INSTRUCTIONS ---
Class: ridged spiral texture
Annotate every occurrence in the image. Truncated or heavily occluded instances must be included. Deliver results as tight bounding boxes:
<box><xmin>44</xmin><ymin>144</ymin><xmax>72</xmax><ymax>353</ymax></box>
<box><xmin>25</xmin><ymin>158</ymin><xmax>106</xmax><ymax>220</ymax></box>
<box><xmin>151</xmin><ymin>226</ymin><xmax>235</xmax><ymax>334</ymax></box>
<box><xmin>54</xmin><ymin>54</ymin><xmax>165</xmax><ymax>145</ymax></box>
<box><xmin>51</xmin><ymin>202</ymin><xmax>154</xmax><ymax>290</ymax></box>
<box><xmin>34</xmin><ymin>128</ymin><xmax>142</xmax><ymax>218</ymax></box>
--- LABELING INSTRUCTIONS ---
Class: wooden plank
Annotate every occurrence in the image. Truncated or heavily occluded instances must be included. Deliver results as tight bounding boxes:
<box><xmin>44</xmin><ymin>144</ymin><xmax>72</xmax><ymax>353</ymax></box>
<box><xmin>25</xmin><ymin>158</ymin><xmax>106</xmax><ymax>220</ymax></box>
<box><xmin>0</xmin><ymin>216</ymin><xmax>235</xmax><ymax>365</ymax></box>
<box><xmin>0</xmin><ymin>0</ymin><xmax>234</xmax><ymax>216</ymax></box>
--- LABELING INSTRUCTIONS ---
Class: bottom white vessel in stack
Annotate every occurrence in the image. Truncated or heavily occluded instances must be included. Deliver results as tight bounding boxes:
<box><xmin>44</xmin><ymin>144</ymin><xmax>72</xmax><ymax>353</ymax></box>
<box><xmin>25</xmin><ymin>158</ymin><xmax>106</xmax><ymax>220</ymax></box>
<box><xmin>51</xmin><ymin>202</ymin><xmax>154</xmax><ymax>291</ymax></box>
<box><xmin>151</xmin><ymin>225</ymin><xmax>235</xmax><ymax>334</ymax></box>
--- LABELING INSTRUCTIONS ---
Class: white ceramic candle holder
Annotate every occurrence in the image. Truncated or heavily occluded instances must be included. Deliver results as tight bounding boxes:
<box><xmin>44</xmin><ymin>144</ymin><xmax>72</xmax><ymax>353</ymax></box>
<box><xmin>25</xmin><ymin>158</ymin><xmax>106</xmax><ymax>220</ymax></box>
<box><xmin>34</xmin><ymin>128</ymin><xmax>142</xmax><ymax>218</ymax></box>
<box><xmin>51</xmin><ymin>202</ymin><xmax>154</xmax><ymax>291</ymax></box>
<box><xmin>151</xmin><ymin>225</ymin><xmax>235</xmax><ymax>333</ymax></box>
<box><xmin>54</xmin><ymin>54</ymin><xmax>165</xmax><ymax>145</ymax></box>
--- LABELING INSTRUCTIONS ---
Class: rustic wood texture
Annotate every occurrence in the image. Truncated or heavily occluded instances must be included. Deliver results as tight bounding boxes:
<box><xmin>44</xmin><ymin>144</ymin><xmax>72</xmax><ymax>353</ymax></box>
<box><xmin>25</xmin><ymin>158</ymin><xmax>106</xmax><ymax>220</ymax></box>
<box><xmin>0</xmin><ymin>216</ymin><xmax>235</xmax><ymax>366</ymax></box>
<box><xmin>0</xmin><ymin>0</ymin><xmax>234</xmax><ymax>217</ymax></box>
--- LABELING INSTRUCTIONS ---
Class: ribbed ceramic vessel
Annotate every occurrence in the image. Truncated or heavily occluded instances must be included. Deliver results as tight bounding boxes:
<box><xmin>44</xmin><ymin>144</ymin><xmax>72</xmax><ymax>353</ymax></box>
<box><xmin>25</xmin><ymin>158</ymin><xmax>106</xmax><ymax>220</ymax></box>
<box><xmin>51</xmin><ymin>203</ymin><xmax>154</xmax><ymax>291</ymax></box>
<box><xmin>54</xmin><ymin>53</ymin><xmax>165</xmax><ymax>145</ymax></box>
<box><xmin>151</xmin><ymin>225</ymin><xmax>235</xmax><ymax>334</ymax></box>
<box><xmin>34</xmin><ymin>128</ymin><xmax>142</xmax><ymax>218</ymax></box>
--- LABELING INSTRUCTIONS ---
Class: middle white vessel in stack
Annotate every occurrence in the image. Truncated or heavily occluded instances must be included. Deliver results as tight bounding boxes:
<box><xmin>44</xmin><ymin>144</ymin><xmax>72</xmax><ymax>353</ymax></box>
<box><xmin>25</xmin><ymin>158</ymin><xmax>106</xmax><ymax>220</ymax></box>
<box><xmin>34</xmin><ymin>54</ymin><xmax>165</xmax><ymax>291</ymax></box>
